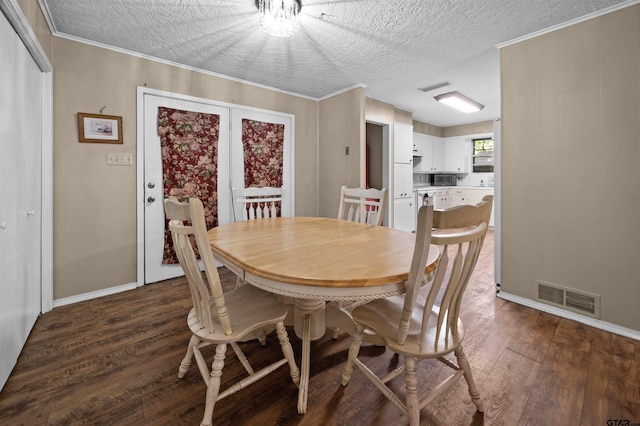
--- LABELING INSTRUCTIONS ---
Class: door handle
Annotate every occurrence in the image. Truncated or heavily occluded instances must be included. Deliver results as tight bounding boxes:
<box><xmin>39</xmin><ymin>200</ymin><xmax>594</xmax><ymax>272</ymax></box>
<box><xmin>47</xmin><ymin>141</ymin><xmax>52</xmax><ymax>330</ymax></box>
<box><xmin>147</xmin><ymin>196</ymin><xmax>155</xmax><ymax>203</ymax></box>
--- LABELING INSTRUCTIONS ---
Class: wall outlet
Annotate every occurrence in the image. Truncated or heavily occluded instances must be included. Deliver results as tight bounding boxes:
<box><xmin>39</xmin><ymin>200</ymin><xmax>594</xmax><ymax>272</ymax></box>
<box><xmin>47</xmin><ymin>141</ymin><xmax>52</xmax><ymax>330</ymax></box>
<box><xmin>107</xmin><ymin>153</ymin><xmax>133</xmax><ymax>166</ymax></box>
<box><xmin>345</xmin><ymin>146</ymin><xmax>350</xmax><ymax>155</ymax></box>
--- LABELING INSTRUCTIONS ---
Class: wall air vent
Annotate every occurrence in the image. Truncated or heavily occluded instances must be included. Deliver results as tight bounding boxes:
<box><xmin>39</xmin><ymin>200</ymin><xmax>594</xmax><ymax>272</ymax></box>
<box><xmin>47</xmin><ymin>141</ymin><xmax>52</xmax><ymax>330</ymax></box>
<box><xmin>536</xmin><ymin>281</ymin><xmax>600</xmax><ymax>319</ymax></box>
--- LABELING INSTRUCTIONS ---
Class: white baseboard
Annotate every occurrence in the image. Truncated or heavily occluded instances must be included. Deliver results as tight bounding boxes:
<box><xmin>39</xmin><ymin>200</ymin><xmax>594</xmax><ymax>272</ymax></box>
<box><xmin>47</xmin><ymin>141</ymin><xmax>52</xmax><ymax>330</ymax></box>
<box><xmin>53</xmin><ymin>282</ymin><xmax>138</xmax><ymax>308</ymax></box>
<box><xmin>497</xmin><ymin>291</ymin><xmax>640</xmax><ymax>341</ymax></box>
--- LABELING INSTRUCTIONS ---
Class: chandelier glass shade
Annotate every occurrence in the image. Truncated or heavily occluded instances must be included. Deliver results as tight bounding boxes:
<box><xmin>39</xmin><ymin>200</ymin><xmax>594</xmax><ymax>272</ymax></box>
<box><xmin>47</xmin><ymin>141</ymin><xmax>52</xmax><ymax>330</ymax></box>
<box><xmin>258</xmin><ymin>0</ymin><xmax>302</xmax><ymax>37</ymax></box>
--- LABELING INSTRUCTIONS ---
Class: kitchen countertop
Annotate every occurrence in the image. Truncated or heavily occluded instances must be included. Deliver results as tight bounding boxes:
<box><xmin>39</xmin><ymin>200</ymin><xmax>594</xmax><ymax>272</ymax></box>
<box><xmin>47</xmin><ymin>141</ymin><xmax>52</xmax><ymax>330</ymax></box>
<box><xmin>413</xmin><ymin>185</ymin><xmax>494</xmax><ymax>190</ymax></box>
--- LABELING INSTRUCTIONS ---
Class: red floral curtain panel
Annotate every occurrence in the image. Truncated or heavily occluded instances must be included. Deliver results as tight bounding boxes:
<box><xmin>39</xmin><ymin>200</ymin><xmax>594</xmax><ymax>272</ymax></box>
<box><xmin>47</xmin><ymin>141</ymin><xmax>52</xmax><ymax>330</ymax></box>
<box><xmin>158</xmin><ymin>107</ymin><xmax>220</xmax><ymax>264</ymax></box>
<box><xmin>242</xmin><ymin>119</ymin><xmax>284</xmax><ymax>188</ymax></box>
<box><xmin>241</xmin><ymin>119</ymin><xmax>285</xmax><ymax>217</ymax></box>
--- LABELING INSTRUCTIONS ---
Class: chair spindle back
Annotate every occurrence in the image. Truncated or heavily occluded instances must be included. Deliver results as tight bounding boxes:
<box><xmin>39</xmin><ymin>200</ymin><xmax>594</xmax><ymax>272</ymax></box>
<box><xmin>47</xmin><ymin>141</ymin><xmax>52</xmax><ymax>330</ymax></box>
<box><xmin>337</xmin><ymin>186</ymin><xmax>388</xmax><ymax>226</ymax></box>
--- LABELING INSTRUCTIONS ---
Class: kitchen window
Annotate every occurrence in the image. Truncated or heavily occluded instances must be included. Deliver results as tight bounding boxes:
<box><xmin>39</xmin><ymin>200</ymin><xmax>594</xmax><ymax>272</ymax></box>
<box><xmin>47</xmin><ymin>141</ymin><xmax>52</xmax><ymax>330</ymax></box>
<box><xmin>472</xmin><ymin>137</ymin><xmax>494</xmax><ymax>173</ymax></box>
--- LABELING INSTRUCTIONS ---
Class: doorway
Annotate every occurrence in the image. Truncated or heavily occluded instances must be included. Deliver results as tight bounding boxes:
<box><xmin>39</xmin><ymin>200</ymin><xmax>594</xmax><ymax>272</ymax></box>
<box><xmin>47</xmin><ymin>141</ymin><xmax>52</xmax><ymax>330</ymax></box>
<box><xmin>365</xmin><ymin>120</ymin><xmax>390</xmax><ymax>226</ymax></box>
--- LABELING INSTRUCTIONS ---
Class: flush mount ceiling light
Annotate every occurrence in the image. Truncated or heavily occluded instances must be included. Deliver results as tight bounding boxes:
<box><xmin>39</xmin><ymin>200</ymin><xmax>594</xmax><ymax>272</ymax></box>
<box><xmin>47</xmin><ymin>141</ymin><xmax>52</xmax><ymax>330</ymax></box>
<box><xmin>434</xmin><ymin>91</ymin><xmax>484</xmax><ymax>113</ymax></box>
<box><xmin>258</xmin><ymin>0</ymin><xmax>302</xmax><ymax>37</ymax></box>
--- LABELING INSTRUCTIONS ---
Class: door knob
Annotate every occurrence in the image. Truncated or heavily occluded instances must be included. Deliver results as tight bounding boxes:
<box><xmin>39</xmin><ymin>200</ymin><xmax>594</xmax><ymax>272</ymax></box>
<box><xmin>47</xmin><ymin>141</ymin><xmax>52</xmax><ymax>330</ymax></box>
<box><xmin>147</xmin><ymin>182</ymin><xmax>155</xmax><ymax>189</ymax></box>
<box><xmin>147</xmin><ymin>196</ymin><xmax>155</xmax><ymax>203</ymax></box>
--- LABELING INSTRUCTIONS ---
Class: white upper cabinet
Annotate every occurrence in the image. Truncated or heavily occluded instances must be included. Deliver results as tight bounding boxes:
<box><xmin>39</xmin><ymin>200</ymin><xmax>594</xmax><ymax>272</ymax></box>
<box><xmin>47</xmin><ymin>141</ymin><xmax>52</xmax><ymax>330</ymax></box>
<box><xmin>394</xmin><ymin>123</ymin><xmax>413</xmax><ymax>164</ymax></box>
<box><xmin>415</xmin><ymin>135</ymin><xmax>444</xmax><ymax>173</ymax></box>
<box><xmin>443</xmin><ymin>137</ymin><xmax>469</xmax><ymax>173</ymax></box>
<box><xmin>412</xmin><ymin>132</ymin><xmax>423</xmax><ymax>156</ymax></box>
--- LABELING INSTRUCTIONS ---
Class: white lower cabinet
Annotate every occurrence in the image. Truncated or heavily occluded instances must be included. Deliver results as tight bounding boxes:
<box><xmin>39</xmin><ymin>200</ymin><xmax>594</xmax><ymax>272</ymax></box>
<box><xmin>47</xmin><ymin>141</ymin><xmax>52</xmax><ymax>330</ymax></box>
<box><xmin>432</xmin><ymin>188</ymin><xmax>494</xmax><ymax>227</ymax></box>
<box><xmin>433</xmin><ymin>189</ymin><xmax>450</xmax><ymax>210</ymax></box>
<box><xmin>394</xmin><ymin>198</ymin><xmax>415</xmax><ymax>233</ymax></box>
<box><xmin>449</xmin><ymin>189</ymin><xmax>467</xmax><ymax>207</ymax></box>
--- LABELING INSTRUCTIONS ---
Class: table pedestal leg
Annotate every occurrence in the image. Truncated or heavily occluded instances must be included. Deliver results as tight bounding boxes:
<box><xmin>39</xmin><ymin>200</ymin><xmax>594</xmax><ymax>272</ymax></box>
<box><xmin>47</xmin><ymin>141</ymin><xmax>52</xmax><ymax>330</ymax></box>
<box><xmin>294</xmin><ymin>299</ymin><xmax>325</xmax><ymax>414</ymax></box>
<box><xmin>325</xmin><ymin>304</ymin><xmax>386</xmax><ymax>346</ymax></box>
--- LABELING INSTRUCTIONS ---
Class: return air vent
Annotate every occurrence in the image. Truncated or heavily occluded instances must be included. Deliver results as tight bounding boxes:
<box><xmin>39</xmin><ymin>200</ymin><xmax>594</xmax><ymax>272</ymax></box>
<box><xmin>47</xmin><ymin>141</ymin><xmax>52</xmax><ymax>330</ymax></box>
<box><xmin>536</xmin><ymin>281</ymin><xmax>600</xmax><ymax>319</ymax></box>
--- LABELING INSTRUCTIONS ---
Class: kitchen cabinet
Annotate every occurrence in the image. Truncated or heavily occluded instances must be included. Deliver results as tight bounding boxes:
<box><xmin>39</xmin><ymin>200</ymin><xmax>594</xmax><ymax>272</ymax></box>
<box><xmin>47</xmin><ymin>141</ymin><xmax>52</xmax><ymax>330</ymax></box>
<box><xmin>412</xmin><ymin>132</ymin><xmax>423</xmax><ymax>156</ymax></box>
<box><xmin>443</xmin><ymin>137</ymin><xmax>469</xmax><ymax>173</ymax></box>
<box><xmin>393</xmin><ymin>163</ymin><xmax>413</xmax><ymax>199</ymax></box>
<box><xmin>394</xmin><ymin>197</ymin><xmax>415</xmax><ymax>233</ymax></box>
<box><xmin>393</xmin><ymin>123</ymin><xmax>414</xmax><ymax>231</ymax></box>
<box><xmin>435</xmin><ymin>187</ymin><xmax>494</xmax><ymax>227</ymax></box>
<box><xmin>433</xmin><ymin>189</ymin><xmax>450</xmax><ymax>210</ymax></box>
<box><xmin>414</xmin><ymin>134</ymin><xmax>444</xmax><ymax>173</ymax></box>
<box><xmin>449</xmin><ymin>188</ymin><xmax>468</xmax><ymax>207</ymax></box>
<box><xmin>394</xmin><ymin>123</ymin><xmax>413</xmax><ymax>164</ymax></box>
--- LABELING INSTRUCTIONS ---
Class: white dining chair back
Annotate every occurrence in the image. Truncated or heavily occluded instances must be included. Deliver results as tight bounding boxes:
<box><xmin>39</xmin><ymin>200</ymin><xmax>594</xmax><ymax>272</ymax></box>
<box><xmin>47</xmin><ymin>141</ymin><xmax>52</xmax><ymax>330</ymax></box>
<box><xmin>232</xmin><ymin>186</ymin><xmax>282</xmax><ymax>221</ymax></box>
<box><xmin>164</xmin><ymin>197</ymin><xmax>299</xmax><ymax>425</ymax></box>
<box><xmin>341</xmin><ymin>204</ymin><xmax>488</xmax><ymax>425</ymax></box>
<box><xmin>433</xmin><ymin>195</ymin><xmax>493</xmax><ymax>231</ymax></box>
<box><xmin>337</xmin><ymin>186</ymin><xmax>387</xmax><ymax>226</ymax></box>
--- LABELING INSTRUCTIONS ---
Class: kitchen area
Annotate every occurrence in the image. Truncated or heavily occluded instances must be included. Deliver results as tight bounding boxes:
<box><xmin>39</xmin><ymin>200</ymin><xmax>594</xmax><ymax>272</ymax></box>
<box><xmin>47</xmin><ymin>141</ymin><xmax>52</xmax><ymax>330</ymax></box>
<box><xmin>392</xmin><ymin>123</ymin><xmax>495</xmax><ymax>233</ymax></box>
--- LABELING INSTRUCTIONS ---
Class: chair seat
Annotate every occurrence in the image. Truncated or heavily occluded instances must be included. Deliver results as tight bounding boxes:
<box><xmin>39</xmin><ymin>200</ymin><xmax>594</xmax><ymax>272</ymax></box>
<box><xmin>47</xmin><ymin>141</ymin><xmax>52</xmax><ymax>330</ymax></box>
<box><xmin>189</xmin><ymin>284</ymin><xmax>288</xmax><ymax>343</ymax></box>
<box><xmin>351</xmin><ymin>295</ymin><xmax>465</xmax><ymax>358</ymax></box>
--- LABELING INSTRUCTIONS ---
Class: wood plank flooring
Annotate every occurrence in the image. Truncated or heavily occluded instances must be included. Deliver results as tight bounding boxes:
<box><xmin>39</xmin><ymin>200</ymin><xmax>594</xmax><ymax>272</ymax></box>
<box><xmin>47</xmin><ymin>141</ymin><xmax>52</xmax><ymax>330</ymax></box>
<box><xmin>1</xmin><ymin>230</ymin><xmax>639</xmax><ymax>425</ymax></box>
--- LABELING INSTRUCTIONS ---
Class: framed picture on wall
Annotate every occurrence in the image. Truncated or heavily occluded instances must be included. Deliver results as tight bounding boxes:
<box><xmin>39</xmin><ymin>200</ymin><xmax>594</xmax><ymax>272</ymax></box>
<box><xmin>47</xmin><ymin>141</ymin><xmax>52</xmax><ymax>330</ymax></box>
<box><xmin>77</xmin><ymin>112</ymin><xmax>123</xmax><ymax>144</ymax></box>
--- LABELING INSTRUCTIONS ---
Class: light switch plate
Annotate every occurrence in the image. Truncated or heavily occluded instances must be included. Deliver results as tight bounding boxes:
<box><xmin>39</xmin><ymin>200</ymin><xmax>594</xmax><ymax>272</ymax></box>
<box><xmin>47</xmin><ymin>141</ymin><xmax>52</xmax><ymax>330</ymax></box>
<box><xmin>107</xmin><ymin>153</ymin><xmax>133</xmax><ymax>166</ymax></box>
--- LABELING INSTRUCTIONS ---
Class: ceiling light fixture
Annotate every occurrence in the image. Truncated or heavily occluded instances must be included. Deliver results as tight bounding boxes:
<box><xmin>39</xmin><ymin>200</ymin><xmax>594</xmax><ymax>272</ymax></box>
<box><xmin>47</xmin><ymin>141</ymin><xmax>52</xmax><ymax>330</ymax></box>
<box><xmin>434</xmin><ymin>91</ymin><xmax>484</xmax><ymax>113</ymax></box>
<box><xmin>258</xmin><ymin>0</ymin><xmax>302</xmax><ymax>37</ymax></box>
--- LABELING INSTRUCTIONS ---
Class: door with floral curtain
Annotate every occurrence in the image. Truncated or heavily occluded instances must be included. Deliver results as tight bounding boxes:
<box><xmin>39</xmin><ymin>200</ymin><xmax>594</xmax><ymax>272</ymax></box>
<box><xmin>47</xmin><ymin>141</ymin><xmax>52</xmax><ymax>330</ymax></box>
<box><xmin>141</xmin><ymin>90</ymin><xmax>294</xmax><ymax>284</ymax></box>
<box><xmin>142</xmin><ymin>93</ymin><xmax>230</xmax><ymax>284</ymax></box>
<box><xmin>229</xmin><ymin>109</ymin><xmax>293</xmax><ymax>219</ymax></box>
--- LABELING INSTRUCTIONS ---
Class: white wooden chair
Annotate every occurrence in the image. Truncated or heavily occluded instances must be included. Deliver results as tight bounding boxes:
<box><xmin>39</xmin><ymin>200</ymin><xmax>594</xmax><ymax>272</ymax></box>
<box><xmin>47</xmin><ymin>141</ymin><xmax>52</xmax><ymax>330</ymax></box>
<box><xmin>230</xmin><ymin>186</ymin><xmax>283</xmax><ymax>289</ymax></box>
<box><xmin>232</xmin><ymin>186</ymin><xmax>283</xmax><ymax>222</ymax></box>
<box><xmin>164</xmin><ymin>197</ymin><xmax>299</xmax><ymax>426</ymax></box>
<box><xmin>433</xmin><ymin>195</ymin><xmax>493</xmax><ymax>232</ymax></box>
<box><xmin>337</xmin><ymin>186</ymin><xmax>388</xmax><ymax>226</ymax></box>
<box><xmin>341</xmin><ymin>204</ymin><xmax>488</xmax><ymax>425</ymax></box>
<box><xmin>332</xmin><ymin>185</ymin><xmax>389</xmax><ymax>337</ymax></box>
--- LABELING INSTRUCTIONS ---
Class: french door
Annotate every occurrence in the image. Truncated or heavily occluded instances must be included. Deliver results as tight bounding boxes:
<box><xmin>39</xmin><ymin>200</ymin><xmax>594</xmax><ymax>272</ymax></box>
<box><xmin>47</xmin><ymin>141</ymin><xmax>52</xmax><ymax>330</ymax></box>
<box><xmin>137</xmin><ymin>88</ymin><xmax>293</xmax><ymax>285</ymax></box>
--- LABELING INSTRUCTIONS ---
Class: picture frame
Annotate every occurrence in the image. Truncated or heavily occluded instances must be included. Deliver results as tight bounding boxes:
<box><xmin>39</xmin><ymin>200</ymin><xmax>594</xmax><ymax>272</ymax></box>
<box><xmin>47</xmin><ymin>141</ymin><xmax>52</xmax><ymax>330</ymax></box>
<box><xmin>77</xmin><ymin>112</ymin><xmax>123</xmax><ymax>144</ymax></box>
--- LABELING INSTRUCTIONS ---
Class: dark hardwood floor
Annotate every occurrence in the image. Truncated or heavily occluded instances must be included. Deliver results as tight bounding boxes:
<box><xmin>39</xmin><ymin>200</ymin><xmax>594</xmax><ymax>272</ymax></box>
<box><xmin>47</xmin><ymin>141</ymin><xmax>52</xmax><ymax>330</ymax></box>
<box><xmin>1</xmin><ymin>230</ymin><xmax>639</xmax><ymax>425</ymax></box>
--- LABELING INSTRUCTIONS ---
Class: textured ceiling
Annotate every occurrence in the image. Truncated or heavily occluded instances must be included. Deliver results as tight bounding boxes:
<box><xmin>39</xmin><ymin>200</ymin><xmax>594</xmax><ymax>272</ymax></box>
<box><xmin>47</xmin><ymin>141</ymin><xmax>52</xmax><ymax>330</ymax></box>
<box><xmin>40</xmin><ymin>0</ymin><xmax>634</xmax><ymax>126</ymax></box>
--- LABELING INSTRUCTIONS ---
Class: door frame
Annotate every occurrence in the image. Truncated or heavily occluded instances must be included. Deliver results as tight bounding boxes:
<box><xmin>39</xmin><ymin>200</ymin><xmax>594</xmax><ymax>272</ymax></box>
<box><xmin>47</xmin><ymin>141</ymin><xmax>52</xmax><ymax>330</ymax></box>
<box><xmin>135</xmin><ymin>87</ymin><xmax>295</xmax><ymax>286</ymax></box>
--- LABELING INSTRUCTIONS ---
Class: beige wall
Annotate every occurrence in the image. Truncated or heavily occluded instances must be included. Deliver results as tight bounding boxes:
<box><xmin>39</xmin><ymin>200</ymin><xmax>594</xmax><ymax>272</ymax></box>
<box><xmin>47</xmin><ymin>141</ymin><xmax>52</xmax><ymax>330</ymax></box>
<box><xmin>442</xmin><ymin>121</ymin><xmax>493</xmax><ymax>137</ymax></box>
<box><xmin>412</xmin><ymin>120</ymin><xmax>443</xmax><ymax>137</ymax></box>
<box><xmin>318</xmin><ymin>88</ymin><xmax>366</xmax><ymax>218</ymax></box>
<box><xmin>20</xmin><ymin>1</ymin><xmax>320</xmax><ymax>299</ymax></box>
<box><xmin>365</xmin><ymin>97</ymin><xmax>396</xmax><ymax>124</ymax></box>
<box><xmin>500</xmin><ymin>5</ymin><xmax>640</xmax><ymax>331</ymax></box>
<box><xmin>411</xmin><ymin>120</ymin><xmax>493</xmax><ymax>138</ymax></box>
<box><xmin>394</xmin><ymin>108</ymin><xmax>413</xmax><ymax>125</ymax></box>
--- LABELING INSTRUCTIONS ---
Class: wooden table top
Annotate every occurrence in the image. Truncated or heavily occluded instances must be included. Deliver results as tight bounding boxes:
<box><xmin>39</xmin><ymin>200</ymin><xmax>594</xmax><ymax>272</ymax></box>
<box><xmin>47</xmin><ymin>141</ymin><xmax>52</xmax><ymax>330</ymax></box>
<box><xmin>207</xmin><ymin>216</ymin><xmax>439</xmax><ymax>290</ymax></box>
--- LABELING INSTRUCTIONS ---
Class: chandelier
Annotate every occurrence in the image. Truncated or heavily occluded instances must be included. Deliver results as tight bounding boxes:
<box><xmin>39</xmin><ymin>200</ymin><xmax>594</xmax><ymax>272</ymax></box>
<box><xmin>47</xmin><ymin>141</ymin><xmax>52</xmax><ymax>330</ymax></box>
<box><xmin>258</xmin><ymin>0</ymin><xmax>302</xmax><ymax>37</ymax></box>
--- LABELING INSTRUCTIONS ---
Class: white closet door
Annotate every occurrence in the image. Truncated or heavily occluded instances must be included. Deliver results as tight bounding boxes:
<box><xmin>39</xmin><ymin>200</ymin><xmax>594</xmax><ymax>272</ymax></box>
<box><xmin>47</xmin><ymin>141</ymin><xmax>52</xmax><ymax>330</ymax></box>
<box><xmin>0</xmin><ymin>10</ymin><xmax>43</xmax><ymax>389</ymax></box>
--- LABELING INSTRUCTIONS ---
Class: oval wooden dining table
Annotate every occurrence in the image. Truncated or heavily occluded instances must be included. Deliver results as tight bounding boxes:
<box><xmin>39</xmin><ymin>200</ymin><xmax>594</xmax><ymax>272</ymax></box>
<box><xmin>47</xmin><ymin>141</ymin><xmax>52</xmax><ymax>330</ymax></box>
<box><xmin>207</xmin><ymin>216</ymin><xmax>439</xmax><ymax>414</ymax></box>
